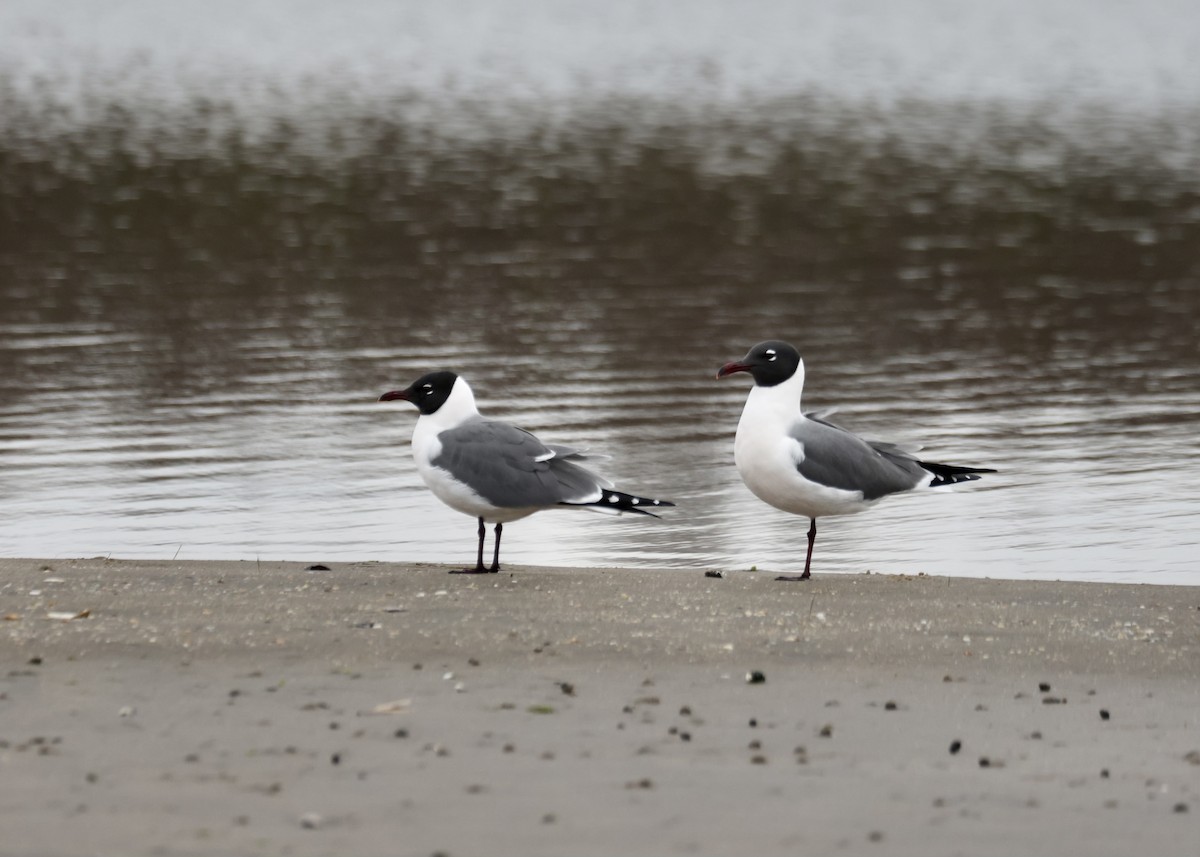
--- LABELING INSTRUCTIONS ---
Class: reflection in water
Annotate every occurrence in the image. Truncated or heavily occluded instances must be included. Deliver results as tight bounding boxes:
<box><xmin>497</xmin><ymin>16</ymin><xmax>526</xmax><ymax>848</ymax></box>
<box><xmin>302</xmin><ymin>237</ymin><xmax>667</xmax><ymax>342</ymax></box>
<box><xmin>1</xmin><ymin>8</ymin><xmax>1199</xmax><ymax>584</ymax></box>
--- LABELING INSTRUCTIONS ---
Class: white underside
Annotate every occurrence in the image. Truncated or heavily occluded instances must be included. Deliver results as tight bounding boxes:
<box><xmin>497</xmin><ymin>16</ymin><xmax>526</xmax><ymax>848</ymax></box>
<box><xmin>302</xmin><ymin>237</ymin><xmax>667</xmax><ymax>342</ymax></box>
<box><xmin>735</xmin><ymin>426</ymin><xmax>877</xmax><ymax>518</ymax></box>
<box><xmin>411</xmin><ymin>414</ymin><xmax>540</xmax><ymax>524</ymax></box>
<box><xmin>734</xmin><ymin>373</ymin><xmax>876</xmax><ymax>519</ymax></box>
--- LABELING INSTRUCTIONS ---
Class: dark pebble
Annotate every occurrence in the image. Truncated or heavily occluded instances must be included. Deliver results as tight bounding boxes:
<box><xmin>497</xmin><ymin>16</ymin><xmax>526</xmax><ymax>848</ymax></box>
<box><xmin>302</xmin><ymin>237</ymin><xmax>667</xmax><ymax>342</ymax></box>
<box><xmin>28</xmin><ymin>657</ymin><xmax>42</xmax><ymax>666</ymax></box>
<box><xmin>305</xmin><ymin>564</ymin><xmax>331</xmax><ymax>571</ymax></box>
<box><xmin>680</xmin><ymin>732</ymin><xmax>691</xmax><ymax>742</ymax></box>
<box><xmin>394</xmin><ymin>729</ymin><xmax>409</xmax><ymax>739</ymax></box>
<box><xmin>868</xmin><ymin>831</ymin><xmax>884</xmax><ymax>843</ymax></box>
<box><xmin>1101</xmin><ymin>769</ymin><xmax>1110</xmax><ymax>778</ymax></box>
<box><xmin>819</xmin><ymin>724</ymin><xmax>833</xmax><ymax>738</ymax></box>
<box><xmin>884</xmin><ymin>701</ymin><xmax>897</xmax><ymax>711</ymax></box>
<box><xmin>1038</xmin><ymin>682</ymin><xmax>1051</xmax><ymax>692</ymax></box>
<box><xmin>558</xmin><ymin>682</ymin><xmax>575</xmax><ymax>697</ymax></box>
<box><xmin>679</xmin><ymin>706</ymin><xmax>692</xmax><ymax>716</ymax></box>
<box><xmin>503</xmin><ymin>744</ymin><xmax>515</xmax><ymax>753</ymax></box>
<box><xmin>331</xmin><ymin>753</ymin><xmax>341</xmax><ymax>765</ymax></box>
<box><xmin>1173</xmin><ymin>802</ymin><xmax>1188</xmax><ymax>814</ymax></box>
<box><xmin>668</xmin><ymin>726</ymin><xmax>678</xmax><ymax>736</ymax></box>
<box><xmin>1100</xmin><ymin>709</ymin><xmax>1111</xmax><ymax>720</ymax></box>
<box><xmin>749</xmin><ymin>740</ymin><xmax>761</xmax><ymax>750</ymax></box>
<box><xmin>704</xmin><ymin>570</ymin><xmax>724</xmax><ymax>578</ymax></box>
<box><xmin>750</xmin><ymin>755</ymin><xmax>767</xmax><ymax>765</ymax></box>
<box><xmin>979</xmin><ymin>757</ymin><xmax>991</xmax><ymax>768</ymax></box>
<box><xmin>746</xmin><ymin>671</ymin><xmax>767</xmax><ymax>685</ymax></box>
<box><xmin>949</xmin><ymin>740</ymin><xmax>962</xmax><ymax>755</ymax></box>
<box><xmin>749</xmin><ymin>718</ymin><xmax>758</xmax><ymax>728</ymax></box>
<box><xmin>1042</xmin><ymin>696</ymin><xmax>1066</xmax><ymax>705</ymax></box>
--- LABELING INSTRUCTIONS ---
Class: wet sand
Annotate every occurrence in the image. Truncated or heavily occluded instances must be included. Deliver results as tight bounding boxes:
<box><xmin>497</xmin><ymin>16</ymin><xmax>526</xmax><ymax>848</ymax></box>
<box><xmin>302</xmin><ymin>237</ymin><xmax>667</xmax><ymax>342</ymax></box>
<box><xmin>2</xmin><ymin>557</ymin><xmax>1198</xmax><ymax>856</ymax></box>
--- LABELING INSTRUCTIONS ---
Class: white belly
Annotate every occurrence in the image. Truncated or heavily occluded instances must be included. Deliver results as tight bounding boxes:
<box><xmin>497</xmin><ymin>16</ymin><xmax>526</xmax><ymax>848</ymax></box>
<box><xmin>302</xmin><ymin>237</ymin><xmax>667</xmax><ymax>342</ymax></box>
<box><xmin>734</xmin><ymin>418</ymin><xmax>873</xmax><ymax>519</ymax></box>
<box><xmin>411</xmin><ymin>422</ymin><xmax>536</xmax><ymax>524</ymax></box>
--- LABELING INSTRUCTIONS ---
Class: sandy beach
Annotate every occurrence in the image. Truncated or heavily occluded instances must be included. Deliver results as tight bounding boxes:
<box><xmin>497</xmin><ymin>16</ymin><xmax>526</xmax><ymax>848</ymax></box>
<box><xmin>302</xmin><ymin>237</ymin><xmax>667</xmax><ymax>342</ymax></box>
<box><xmin>1</xmin><ymin>557</ymin><xmax>1198</xmax><ymax>856</ymax></box>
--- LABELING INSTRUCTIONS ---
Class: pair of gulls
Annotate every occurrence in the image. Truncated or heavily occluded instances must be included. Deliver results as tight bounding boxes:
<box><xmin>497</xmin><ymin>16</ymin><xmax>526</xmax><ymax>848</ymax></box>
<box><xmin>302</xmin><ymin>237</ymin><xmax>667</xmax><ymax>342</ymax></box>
<box><xmin>379</xmin><ymin>340</ymin><xmax>994</xmax><ymax>580</ymax></box>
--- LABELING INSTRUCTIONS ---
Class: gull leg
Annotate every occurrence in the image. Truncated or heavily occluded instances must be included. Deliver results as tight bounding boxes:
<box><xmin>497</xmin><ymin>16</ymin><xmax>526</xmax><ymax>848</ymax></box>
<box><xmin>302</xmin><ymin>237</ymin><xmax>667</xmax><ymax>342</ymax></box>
<box><xmin>776</xmin><ymin>518</ymin><xmax>816</xmax><ymax>582</ymax></box>
<box><xmin>488</xmin><ymin>522</ymin><xmax>502</xmax><ymax>573</ymax></box>
<box><xmin>450</xmin><ymin>517</ymin><xmax>491</xmax><ymax>574</ymax></box>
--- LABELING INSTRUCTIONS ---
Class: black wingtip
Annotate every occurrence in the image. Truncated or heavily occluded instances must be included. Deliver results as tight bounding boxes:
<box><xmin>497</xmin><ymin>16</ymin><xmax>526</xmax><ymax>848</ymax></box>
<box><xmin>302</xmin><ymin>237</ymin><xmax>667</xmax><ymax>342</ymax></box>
<box><xmin>576</xmin><ymin>490</ymin><xmax>675</xmax><ymax>516</ymax></box>
<box><xmin>918</xmin><ymin>460</ymin><xmax>996</xmax><ymax>487</ymax></box>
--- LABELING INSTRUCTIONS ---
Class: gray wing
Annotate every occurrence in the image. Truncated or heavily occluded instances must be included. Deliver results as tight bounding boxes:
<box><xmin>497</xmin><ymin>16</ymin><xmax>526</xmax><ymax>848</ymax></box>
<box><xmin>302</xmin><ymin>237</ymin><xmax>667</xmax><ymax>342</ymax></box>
<box><xmin>793</xmin><ymin>414</ymin><xmax>929</xmax><ymax>501</ymax></box>
<box><xmin>432</xmin><ymin>417</ymin><xmax>608</xmax><ymax>508</ymax></box>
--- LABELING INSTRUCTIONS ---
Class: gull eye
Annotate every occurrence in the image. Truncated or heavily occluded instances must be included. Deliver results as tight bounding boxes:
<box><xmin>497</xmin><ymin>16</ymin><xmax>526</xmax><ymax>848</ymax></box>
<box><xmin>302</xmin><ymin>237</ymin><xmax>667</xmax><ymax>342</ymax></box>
<box><xmin>765</xmin><ymin>349</ymin><xmax>777</xmax><ymax>362</ymax></box>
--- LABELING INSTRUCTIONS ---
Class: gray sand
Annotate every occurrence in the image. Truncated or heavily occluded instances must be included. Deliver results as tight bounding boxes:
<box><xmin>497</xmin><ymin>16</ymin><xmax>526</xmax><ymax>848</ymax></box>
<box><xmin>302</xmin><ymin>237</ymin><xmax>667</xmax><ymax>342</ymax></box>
<box><xmin>2</xmin><ymin>557</ymin><xmax>1198</xmax><ymax>856</ymax></box>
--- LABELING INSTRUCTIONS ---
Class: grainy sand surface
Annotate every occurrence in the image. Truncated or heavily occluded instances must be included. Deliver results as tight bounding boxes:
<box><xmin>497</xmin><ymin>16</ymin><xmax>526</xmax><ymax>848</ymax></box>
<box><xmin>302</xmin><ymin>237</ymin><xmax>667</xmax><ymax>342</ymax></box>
<box><xmin>2</xmin><ymin>557</ymin><xmax>1198</xmax><ymax>856</ymax></box>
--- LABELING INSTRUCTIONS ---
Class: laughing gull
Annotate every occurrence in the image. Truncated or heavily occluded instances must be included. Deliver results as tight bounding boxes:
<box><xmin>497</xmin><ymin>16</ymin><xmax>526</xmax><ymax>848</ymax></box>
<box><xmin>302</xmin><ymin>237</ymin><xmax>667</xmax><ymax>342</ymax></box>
<box><xmin>717</xmin><ymin>340</ymin><xmax>995</xmax><ymax>581</ymax></box>
<box><xmin>379</xmin><ymin>371</ymin><xmax>673</xmax><ymax>573</ymax></box>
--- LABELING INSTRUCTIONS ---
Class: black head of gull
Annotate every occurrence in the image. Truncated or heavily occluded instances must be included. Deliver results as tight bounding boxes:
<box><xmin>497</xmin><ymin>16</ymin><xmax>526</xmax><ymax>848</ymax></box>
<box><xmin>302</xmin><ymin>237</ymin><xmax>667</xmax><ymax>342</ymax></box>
<box><xmin>716</xmin><ymin>340</ymin><xmax>801</xmax><ymax>387</ymax></box>
<box><xmin>717</xmin><ymin>340</ymin><xmax>995</xmax><ymax>582</ymax></box>
<box><xmin>380</xmin><ymin>371</ymin><xmax>674</xmax><ymax>575</ymax></box>
<box><xmin>379</xmin><ymin>370</ymin><xmax>457</xmax><ymax>415</ymax></box>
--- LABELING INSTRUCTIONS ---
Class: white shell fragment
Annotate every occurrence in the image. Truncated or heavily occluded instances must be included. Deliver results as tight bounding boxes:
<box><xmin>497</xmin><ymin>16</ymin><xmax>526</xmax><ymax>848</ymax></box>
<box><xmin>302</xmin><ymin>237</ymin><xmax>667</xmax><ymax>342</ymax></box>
<box><xmin>359</xmin><ymin>699</ymin><xmax>412</xmax><ymax>716</ymax></box>
<box><xmin>47</xmin><ymin>609</ymin><xmax>91</xmax><ymax>621</ymax></box>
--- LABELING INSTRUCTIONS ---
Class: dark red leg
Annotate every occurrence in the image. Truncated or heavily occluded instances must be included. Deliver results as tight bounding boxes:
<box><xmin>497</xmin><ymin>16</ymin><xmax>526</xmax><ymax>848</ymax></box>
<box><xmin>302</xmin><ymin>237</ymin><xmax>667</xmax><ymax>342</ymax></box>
<box><xmin>488</xmin><ymin>522</ymin><xmax>502</xmax><ymax>573</ymax></box>
<box><xmin>776</xmin><ymin>518</ymin><xmax>816</xmax><ymax>582</ymax></box>
<box><xmin>450</xmin><ymin>517</ymin><xmax>491</xmax><ymax>574</ymax></box>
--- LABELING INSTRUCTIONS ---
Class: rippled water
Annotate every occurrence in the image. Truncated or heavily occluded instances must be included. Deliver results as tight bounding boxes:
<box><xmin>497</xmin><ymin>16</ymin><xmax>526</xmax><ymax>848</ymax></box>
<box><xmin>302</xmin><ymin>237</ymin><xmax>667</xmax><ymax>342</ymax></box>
<box><xmin>2</xmin><ymin>1</ymin><xmax>1199</xmax><ymax>583</ymax></box>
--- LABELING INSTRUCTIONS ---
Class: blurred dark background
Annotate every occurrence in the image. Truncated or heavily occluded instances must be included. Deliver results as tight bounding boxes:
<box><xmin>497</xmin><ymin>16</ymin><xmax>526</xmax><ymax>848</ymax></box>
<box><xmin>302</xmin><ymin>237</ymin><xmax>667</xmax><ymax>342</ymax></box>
<box><xmin>1</xmin><ymin>1</ymin><xmax>1198</xmax><ymax>579</ymax></box>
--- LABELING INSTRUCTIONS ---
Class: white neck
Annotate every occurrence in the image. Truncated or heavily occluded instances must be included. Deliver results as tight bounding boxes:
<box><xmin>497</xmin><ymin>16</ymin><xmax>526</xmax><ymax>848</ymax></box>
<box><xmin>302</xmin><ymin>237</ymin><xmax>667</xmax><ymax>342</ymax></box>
<box><xmin>743</xmin><ymin>358</ymin><xmax>806</xmax><ymax>418</ymax></box>
<box><xmin>425</xmin><ymin>376</ymin><xmax>481</xmax><ymax>431</ymax></box>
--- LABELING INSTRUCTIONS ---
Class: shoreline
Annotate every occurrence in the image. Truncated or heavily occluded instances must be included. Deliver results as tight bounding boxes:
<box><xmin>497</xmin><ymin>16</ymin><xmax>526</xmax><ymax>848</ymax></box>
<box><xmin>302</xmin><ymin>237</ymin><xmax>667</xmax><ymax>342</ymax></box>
<box><xmin>2</xmin><ymin>557</ymin><xmax>1198</xmax><ymax>856</ymax></box>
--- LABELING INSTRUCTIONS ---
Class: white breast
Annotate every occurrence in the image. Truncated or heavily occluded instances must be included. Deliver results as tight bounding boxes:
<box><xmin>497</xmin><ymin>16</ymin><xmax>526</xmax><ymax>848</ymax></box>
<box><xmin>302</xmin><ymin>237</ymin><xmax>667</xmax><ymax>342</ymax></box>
<box><xmin>733</xmin><ymin>383</ymin><xmax>872</xmax><ymax>519</ymax></box>
<box><xmin>410</xmin><ymin>411</ymin><xmax>536</xmax><ymax>524</ymax></box>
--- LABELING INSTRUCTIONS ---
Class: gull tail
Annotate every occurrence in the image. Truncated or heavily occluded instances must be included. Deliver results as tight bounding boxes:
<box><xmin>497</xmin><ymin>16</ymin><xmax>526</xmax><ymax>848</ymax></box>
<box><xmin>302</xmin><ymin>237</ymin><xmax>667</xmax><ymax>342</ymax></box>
<box><xmin>919</xmin><ymin>460</ymin><xmax>997</xmax><ymax>488</ymax></box>
<box><xmin>564</xmin><ymin>490</ymin><xmax>675</xmax><ymax>518</ymax></box>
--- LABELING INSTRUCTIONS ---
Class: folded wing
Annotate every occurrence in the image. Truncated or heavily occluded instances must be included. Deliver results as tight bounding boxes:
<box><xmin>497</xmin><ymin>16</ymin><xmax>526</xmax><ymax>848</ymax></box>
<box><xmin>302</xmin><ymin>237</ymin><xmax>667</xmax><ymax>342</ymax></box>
<box><xmin>432</xmin><ymin>418</ymin><xmax>609</xmax><ymax>508</ymax></box>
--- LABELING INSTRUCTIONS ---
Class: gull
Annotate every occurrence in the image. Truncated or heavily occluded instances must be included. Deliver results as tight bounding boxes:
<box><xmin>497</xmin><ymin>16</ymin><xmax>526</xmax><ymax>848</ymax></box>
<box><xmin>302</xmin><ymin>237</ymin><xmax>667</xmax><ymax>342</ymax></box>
<box><xmin>379</xmin><ymin>371</ymin><xmax>672</xmax><ymax>573</ymax></box>
<box><xmin>717</xmin><ymin>340</ymin><xmax>995</xmax><ymax>580</ymax></box>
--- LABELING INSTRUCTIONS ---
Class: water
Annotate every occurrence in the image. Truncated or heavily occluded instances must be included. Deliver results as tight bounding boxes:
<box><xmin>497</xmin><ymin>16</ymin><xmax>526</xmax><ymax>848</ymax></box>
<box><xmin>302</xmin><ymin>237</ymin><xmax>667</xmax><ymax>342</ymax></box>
<box><xmin>2</xmin><ymin>1</ymin><xmax>1199</xmax><ymax>583</ymax></box>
